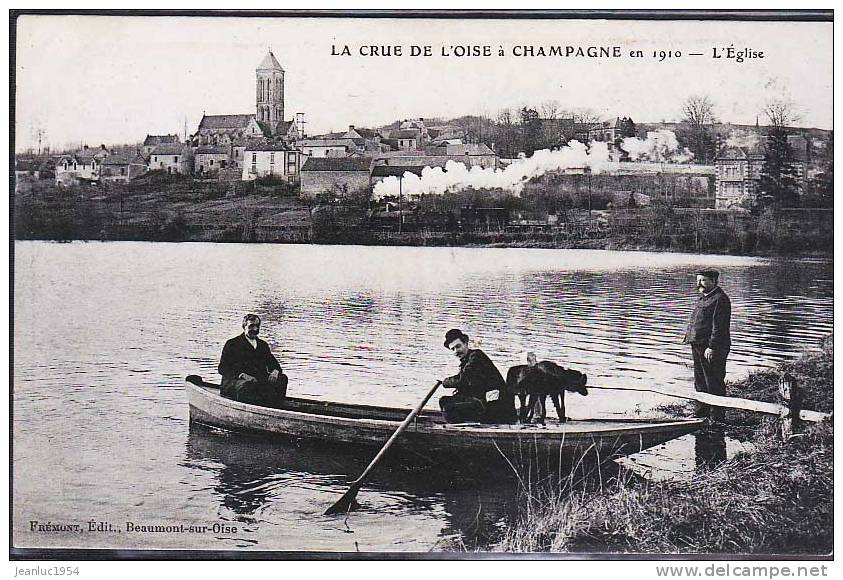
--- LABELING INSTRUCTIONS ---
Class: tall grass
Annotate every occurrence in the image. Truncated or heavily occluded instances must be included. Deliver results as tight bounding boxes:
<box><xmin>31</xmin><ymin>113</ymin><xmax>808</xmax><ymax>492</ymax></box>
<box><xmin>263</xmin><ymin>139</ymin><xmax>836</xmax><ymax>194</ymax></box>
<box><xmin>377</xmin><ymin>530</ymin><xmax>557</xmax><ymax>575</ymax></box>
<box><xmin>488</xmin><ymin>342</ymin><xmax>833</xmax><ymax>554</ymax></box>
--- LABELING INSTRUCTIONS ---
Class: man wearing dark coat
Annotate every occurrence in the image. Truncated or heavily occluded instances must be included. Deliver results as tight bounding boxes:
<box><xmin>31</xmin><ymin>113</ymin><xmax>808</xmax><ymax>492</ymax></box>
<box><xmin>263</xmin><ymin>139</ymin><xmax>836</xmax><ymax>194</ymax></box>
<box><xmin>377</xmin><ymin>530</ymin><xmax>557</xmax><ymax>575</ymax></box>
<box><xmin>438</xmin><ymin>328</ymin><xmax>516</xmax><ymax>424</ymax></box>
<box><xmin>683</xmin><ymin>269</ymin><xmax>731</xmax><ymax>420</ymax></box>
<box><xmin>218</xmin><ymin>314</ymin><xmax>288</xmax><ymax>407</ymax></box>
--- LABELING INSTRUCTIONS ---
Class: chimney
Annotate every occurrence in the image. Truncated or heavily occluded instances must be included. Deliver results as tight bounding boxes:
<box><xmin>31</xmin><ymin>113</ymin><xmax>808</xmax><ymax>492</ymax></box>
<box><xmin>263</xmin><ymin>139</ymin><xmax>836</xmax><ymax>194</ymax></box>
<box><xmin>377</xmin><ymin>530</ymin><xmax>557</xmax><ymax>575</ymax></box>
<box><xmin>349</xmin><ymin>125</ymin><xmax>355</xmax><ymax>131</ymax></box>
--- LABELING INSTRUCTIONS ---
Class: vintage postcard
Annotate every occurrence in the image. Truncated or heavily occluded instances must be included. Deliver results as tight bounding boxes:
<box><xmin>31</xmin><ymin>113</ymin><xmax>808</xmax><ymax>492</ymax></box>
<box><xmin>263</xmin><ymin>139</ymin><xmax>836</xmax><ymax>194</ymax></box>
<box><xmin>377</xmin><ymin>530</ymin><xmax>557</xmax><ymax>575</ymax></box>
<box><xmin>10</xmin><ymin>9</ymin><xmax>833</xmax><ymax>564</ymax></box>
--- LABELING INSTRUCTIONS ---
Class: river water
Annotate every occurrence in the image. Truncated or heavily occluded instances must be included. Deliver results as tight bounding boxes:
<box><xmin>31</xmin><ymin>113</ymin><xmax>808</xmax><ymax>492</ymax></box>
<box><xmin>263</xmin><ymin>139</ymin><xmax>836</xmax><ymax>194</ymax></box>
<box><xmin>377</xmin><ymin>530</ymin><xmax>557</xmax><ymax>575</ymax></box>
<box><xmin>12</xmin><ymin>241</ymin><xmax>833</xmax><ymax>552</ymax></box>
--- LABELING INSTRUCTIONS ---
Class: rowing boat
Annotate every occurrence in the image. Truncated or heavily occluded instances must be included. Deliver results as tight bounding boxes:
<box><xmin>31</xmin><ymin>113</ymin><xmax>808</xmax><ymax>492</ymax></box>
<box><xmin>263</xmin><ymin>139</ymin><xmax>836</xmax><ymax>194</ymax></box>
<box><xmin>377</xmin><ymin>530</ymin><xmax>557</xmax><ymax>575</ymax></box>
<box><xmin>186</xmin><ymin>375</ymin><xmax>704</xmax><ymax>465</ymax></box>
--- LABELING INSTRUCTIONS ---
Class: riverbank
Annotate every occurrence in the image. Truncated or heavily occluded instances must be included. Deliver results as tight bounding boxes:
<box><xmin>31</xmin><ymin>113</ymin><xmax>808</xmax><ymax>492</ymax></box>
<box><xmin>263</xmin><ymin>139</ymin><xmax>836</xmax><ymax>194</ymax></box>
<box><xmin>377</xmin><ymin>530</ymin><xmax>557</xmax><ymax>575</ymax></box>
<box><xmin>14</xmin><ymin>181</ymin><xmax>833</xmax><ymax>257</ymax></box>
<box><xmin>484</xmin><ymin>340</ymin><xmax>834</xmax><ymax>554</ymax></box>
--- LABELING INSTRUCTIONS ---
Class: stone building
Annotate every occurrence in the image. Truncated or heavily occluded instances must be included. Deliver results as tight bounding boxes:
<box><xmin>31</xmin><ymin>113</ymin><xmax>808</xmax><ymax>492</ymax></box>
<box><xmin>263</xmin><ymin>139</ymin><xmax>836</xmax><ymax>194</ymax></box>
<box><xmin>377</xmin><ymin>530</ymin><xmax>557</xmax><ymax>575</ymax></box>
<box><xmin>195</xmin><ymin>51</ymin><xmax>299</xmax><ymax>147</ymax></box>
<box><xmin>100</xmin><ymin>153</ymin><xmax>148</xmax><ymax>183</ymax></box>
<box><xmin>242</xmin><ymin>143</ymin><xmax>302</xmax><ymax>182</ymax></box>
<box><xmin>300</xmin><ymin>157</ymin><xmax>372</xmax><ymax>198</ymax></box>
<box><xmin>142</xmin><ymin>134</ymin><xmax>180</xmax><ymax>158</ymax></box>
<box><xmin>715</xmin><ymin>136</ymin><xmax>811</xmax><ymax>209</ymax></box>
<box><xmin>55</xmin><ymin>145</ymin><xmax>110</xmax><ymax>186</ymax></box>
<box><xmin>297</xmin><ymin>138</ymin><xmax>360</xmax><ymax>158</ymax></box>
<box><xmin>256</xmin><ymin>51</ymin><xmax>285</xmax><ymax>127</ymax></box>
<box><xmin>196</xmin><ymin>114</ymin><xmax>267</xmax><ymax>147</ymax></box>
<box><xmin>194</xmin><ymin>146</ymin><xmax>231</xmax><ymax>175</ymax></box>
<box><xmin>148</xmin><ymin>143</ymin><xmax>193</xmax><ymax>174</ymax></box>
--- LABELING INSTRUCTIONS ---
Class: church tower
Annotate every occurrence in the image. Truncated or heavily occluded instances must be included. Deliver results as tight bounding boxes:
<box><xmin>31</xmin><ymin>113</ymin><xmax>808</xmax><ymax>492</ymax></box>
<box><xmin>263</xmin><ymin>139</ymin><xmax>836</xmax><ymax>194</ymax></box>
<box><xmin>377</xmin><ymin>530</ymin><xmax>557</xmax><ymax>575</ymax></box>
<box><xmin>256</xmin><ymin>51</ymin><xmax>285</xmax><ymax>133</ymax></box>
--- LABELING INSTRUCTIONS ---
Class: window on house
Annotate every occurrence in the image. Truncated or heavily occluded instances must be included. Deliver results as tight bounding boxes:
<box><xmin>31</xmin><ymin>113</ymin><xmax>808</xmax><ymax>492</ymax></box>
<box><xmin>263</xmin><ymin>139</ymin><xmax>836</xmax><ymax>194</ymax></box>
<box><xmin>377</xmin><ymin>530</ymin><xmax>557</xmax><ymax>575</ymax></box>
<box><xmin>287</xmin><ymin>153</ymin><xmax>297</xmax><ymax>174</ymax></box>
<box><xmin>120</xmin><ymin>168</ymin><xmax>126</xmax><ymax>176</ymax></box>
<box><xmin>252</xmin><ymin>153</ymin><xmax>257</xmax><ymax>163</ymax></box>
<box><xmin>210</xmin><ymin>159</ymin><xmax>214</xmax><ymax>166</ymax></box>
<box><xmin>270</xmin><ymin>153</ymin><xmax>275</xmax><ymax>164</ymax></box>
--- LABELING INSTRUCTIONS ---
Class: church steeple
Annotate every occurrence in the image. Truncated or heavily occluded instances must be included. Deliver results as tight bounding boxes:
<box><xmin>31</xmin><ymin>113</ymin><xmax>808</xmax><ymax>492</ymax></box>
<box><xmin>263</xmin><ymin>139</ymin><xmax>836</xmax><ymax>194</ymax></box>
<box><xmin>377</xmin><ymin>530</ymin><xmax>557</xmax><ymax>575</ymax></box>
<box><xmin>256</xmin><ymin>51</ymin><xmax>285</xmax><ymax>132</ymax></box>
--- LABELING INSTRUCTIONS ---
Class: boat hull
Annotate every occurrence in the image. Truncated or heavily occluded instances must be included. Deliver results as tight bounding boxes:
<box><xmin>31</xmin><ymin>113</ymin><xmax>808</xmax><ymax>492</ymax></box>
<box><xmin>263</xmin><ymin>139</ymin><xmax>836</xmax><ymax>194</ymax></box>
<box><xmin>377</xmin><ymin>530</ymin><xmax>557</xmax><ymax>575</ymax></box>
<box><xmin>186</xmin><ymin>377</ymin><xmax>704</xmax><ymax>465</ymax></box>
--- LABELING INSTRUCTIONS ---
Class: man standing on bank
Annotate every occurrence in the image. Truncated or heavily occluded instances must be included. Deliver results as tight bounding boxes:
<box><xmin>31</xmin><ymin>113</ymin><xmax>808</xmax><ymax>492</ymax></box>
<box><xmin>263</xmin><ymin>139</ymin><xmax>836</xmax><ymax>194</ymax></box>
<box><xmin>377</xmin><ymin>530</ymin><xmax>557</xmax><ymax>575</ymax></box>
<box><xmin>683</xmin><ymin>269</ymin><xmax>731</xmax><ymax>420</ymax></box>
<box><xmin>439</xmin><ymin>328</ymin><xmax>516</xmax><ymax>424</ymax></box>
<box><xmin>218</xmin><ymin>314</ymin><xmax>288</xmax><ymax>407</ymax></box>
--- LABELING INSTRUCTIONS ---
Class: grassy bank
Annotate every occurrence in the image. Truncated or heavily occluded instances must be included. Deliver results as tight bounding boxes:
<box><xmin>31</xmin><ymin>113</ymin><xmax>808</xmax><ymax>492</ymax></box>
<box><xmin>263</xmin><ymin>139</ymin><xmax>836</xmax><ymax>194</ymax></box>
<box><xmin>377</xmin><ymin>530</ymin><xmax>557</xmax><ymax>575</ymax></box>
<box><xmin>488</xmin><ymin>341</ymin><xmax>834</xmax><ymax>554</ymax></box>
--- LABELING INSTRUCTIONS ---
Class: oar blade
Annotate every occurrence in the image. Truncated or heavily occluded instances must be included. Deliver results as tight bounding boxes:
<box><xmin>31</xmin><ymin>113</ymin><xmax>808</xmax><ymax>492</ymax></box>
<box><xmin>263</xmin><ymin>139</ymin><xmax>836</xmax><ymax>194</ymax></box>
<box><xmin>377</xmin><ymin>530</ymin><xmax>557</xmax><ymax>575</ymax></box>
<box><xmin>324</xmin><ymin>484</ymin><xmax>362</xmax><ymax>516</ymax></box>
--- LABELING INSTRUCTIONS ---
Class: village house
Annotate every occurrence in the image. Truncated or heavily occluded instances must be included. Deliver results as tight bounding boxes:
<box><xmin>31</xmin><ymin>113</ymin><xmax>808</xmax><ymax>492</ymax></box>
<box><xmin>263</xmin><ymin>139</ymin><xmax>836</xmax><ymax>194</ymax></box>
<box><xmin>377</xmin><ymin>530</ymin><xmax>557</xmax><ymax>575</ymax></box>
<box><xmin>436</xmin><ymin>143</ymin><xmax>498</xmax><ymax>167</ymax></box>
<box><xmin>300</xmin><ymin>157</ymin><xmax>372</xmax><ymax>198</ymax></box>
<box><xmin>100</xmin><ymin>153</ymin><xmax>148</xmax><ymax>184</ymax></box>
<box><xmin>427</xmin><ymin>124</ymin><xmax>466</xmax><ymax>145</ymax></box>
<box><xmin>194</xmin><ymin>146</ymin><xmax>231</xmax><ymax>175</ymax></box>
<box><xmin>714</xmin><ymin>135</ymin><xmax>813</xmax><ymax>208</ymax></box>
<box><xmin>298</xmin><ymin>138</ymin><xmax>360</xmax><ymax>158</ymax></box>
<box><xmin>393</xmin><ymin>129</ymin><xmax>420</xmax><ymax>151</ymax></box>
<box><xmin>148</xmin><ymin>143</ymin><xmax>193</xmax><ymax>174</ymax></box>
<box><xmin>242</xmin><ymin>143</ymin><xmax>302</xmax><ymax>182</ymax></box>
<box><xmin>55</xmin><ymin>145</ymin><xmax>110</xmax><ymax>186</ymax></box>
<box><xmin>142</xmin><ymin>134</ymin><xmax>180</xmax><ymax>158</ymax></box>
<box><xmin>15</xmin><ymin>155</ymin><xmax>56</xmax><ymax>193</ymax></box>
<box><xmin>714</xmin><ymin>144</ymin><xmax>765</xmax><ymax>209</ymax></box>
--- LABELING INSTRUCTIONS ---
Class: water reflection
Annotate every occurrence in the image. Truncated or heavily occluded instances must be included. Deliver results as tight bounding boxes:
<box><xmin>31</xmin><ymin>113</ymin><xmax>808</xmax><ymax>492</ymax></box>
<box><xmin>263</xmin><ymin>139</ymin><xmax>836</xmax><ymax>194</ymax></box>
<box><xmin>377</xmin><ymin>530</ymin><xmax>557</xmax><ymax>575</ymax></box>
<box><xmin>183</xmin><ymin>423</ymin><xmax>523</xmax><ymax>547</ymax></box>
<box><xmin>13</xmin><ymin>242</ymin><xmax>831</xmax><ymax>550</ymax></box>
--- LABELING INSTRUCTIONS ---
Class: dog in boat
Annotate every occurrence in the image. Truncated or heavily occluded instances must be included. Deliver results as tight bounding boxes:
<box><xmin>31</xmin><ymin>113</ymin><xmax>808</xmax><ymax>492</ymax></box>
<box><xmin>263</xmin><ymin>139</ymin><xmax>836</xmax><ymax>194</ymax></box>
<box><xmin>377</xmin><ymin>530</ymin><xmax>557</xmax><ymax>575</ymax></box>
<box><xmin>506</xmin><ymin>352</ymin><xmax>588</xmax><ymax>424</ymax></box>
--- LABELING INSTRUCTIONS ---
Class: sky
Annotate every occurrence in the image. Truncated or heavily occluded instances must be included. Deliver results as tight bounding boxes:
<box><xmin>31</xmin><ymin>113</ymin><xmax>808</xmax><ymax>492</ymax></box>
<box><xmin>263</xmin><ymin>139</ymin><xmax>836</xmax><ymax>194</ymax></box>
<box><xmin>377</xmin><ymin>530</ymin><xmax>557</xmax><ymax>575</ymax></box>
<box><xmin>14</xmin><ymin>14</ymin><xmax>833</xmax><ymax>152</ymax></box>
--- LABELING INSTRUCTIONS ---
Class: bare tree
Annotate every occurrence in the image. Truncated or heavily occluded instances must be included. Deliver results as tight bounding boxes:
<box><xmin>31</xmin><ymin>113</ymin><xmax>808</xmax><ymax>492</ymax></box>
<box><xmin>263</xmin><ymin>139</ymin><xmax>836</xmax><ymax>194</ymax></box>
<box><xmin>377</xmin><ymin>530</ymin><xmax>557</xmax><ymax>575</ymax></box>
<box><xmin>681</xmin><ymin>95</ymin><xmax>717</xmax><ymax>163</ymax></box>
<box><xmin>572</xmin><ymin>107</ymin><xmax>602</xmax><ymax>127</ymax></box>
<box><xmin>763</xmin><ymin>98</ymin><xmax>802</xmax><ymax>128</ymax></box>
<box><xmin>539</xmin><ymin>100</ymin><xmax>561</xmax><ymax>120</ymax></box>
<box><xmin>682</xmin><ymin>95</ymin><xmax>716</xmax><ymax>128</ymax></box>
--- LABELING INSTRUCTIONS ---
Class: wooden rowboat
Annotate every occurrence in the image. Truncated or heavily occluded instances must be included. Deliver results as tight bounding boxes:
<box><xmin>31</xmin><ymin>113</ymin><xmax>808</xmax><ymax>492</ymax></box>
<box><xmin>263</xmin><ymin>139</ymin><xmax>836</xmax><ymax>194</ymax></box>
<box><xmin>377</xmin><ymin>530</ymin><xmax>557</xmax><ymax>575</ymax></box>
<box><xmin>186</xmin><ymin>376</ymin><xmax>704</xmax><ymax>465</ymax></box>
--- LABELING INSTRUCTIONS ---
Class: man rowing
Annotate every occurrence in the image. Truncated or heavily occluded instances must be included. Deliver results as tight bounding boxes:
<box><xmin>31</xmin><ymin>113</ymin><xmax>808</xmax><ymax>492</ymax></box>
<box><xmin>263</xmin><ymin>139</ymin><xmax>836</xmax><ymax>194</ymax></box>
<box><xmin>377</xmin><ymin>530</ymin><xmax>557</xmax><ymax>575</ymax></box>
<box><xmin>218</xmin><ymin>314</ymin><xmax>288</xmax><ymax>407</ymax></box>
<box><xmin>438</xmin><ymin>328</ymin><xmax>516</xmax><ymax>424</ymax></box>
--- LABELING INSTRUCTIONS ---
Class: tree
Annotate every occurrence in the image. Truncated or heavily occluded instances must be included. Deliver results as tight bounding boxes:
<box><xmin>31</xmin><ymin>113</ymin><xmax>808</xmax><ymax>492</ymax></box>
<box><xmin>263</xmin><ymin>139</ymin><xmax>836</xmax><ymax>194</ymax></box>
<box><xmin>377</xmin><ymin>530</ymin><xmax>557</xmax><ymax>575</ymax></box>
<box><xmin>805</xmin><ymin>131</ymin><xmax>833</xmax><ymax>207</ymax></box>
<box><xmin>681</xmin><ymin>95</ymin><xmax>716</xmax><ymax>164</ymax></box>
<box><xmin>493</xmin><ymin>107</ymin><xmax>518</xmax><ymax>158</ymax></box>
<box><xmin>758</xmin><ymin>128</ymin><xmax>800</xmax><ymax>207</ymax></box>
<box><xmin>763</xmin><ymin>98</ymin><xmax>801</xmax><ymax>128</ymax></box>
<box><xmin>519</xmin><ymin>107</ymin><xmax>542</xmax><ymax>156</ymax></box>
<box><xmin>614</xmin><ymin>117</ymin><xmax>638</xmax><ymax>160</ymax></box>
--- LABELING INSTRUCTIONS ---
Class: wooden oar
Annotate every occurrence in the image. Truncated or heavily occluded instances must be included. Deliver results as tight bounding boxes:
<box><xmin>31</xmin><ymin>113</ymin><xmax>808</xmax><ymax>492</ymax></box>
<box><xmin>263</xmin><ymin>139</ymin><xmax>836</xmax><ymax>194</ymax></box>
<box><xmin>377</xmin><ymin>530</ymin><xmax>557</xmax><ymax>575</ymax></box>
<box><xmin>324</xmin><ymin>380</ymin><xmax>443</xmax><ymax>516</ymax></box>
<box><xmin>589</xmin><ymin>385</ymin><xmax>831</xmax><ymax>422</ymax></box>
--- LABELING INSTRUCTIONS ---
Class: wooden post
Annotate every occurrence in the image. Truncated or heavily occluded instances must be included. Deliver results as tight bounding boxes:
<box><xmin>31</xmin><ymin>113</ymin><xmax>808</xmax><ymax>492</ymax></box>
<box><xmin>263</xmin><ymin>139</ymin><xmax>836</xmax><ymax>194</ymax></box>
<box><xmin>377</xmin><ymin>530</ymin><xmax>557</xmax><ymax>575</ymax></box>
<box><xmin>778</xmin><ymin>373</ymin><xmax>803</xmax><ymax>440</ymax></box>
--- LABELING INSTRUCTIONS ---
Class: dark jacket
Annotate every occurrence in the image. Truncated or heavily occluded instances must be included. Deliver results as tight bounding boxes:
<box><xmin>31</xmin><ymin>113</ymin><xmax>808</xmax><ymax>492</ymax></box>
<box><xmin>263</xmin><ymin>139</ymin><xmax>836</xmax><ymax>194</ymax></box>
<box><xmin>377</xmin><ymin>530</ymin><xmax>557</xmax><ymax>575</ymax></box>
<box><xmin>218</xmin><ymin>334</ymin><xmax>282</xmax><ymax>385</ymax></box>
<box><xmin>684</xmin><ymin>286</ymin><xmax>731</xmax><ymax>352</ymax></box>
<box><xmin>442</xmin><ymin>349</ymin><xmax>515</xmax><ymax>422</ymax></box>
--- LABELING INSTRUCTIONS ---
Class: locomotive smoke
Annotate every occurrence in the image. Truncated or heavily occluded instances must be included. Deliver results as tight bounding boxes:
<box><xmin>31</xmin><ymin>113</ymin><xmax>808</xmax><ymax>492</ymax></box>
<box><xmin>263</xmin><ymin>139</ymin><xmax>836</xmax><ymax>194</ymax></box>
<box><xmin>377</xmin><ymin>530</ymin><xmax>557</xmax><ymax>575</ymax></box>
<box><xmin>372</xmin><ymin>130</ymin><xmax>693</xmax><ymax>199</ymax></box>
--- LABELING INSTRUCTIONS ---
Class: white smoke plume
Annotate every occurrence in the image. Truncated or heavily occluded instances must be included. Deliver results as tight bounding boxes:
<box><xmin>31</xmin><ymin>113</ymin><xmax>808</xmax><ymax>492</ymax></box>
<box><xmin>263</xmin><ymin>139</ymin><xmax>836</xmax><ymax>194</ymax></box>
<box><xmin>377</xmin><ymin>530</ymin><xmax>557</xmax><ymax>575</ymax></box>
<box><xmin>372</xmin><ymin>130</ymin><xmax>693</xmax><ymax>199</ymax></box>
<box><xmin>620</xmin><ymin>130</ymin><xmax>694</xmax><ymax>163</ymax></box>
<box><xmin>372</xmin><ymin>140</ymin><xmax>611</xmax><ymax>199</ymax></box>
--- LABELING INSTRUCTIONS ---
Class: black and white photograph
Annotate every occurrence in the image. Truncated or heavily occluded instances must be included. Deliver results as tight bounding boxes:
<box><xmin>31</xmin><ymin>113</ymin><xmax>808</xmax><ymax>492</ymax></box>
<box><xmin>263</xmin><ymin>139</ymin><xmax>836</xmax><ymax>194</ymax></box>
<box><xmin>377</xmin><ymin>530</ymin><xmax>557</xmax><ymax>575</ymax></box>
<box><xmin>9</xmin><ymin>9</ymin><xmax>834</xmax><ymax>563</ymax></box>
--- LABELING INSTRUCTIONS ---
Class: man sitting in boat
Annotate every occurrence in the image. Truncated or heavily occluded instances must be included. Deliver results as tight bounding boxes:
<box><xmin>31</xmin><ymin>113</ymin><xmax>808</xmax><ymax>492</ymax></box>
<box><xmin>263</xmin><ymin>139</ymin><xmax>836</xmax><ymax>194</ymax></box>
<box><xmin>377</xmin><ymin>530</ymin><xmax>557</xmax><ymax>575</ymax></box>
<box><xmin>438</xmin><ymin>328</ymin><xmax>517</xmax><ymax>424</ymax></box>
<box><xmin>218</xmin><ymin>314</ymin><xmax>288</xmax><ymax>408</ymax></box>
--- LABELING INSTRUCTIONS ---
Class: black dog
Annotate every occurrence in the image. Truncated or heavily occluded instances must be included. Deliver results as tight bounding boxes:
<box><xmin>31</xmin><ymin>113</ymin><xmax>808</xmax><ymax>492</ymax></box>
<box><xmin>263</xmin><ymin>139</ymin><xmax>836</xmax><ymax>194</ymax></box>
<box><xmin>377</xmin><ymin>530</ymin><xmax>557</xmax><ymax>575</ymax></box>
<box><xmin>506</xmin><ymin>352</ymin><xmax>588</xmax><ymax>424</ymax></box>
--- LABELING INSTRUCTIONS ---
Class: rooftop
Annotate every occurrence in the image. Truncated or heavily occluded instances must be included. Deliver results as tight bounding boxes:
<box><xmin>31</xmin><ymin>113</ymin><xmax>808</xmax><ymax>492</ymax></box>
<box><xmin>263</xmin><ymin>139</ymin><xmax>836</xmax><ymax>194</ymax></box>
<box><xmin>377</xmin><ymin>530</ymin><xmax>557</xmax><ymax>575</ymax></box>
<box><xmin>257</xmin><ymin>51</ymin><xmax>284</xmax><ymax>72</ymax></box>
<box><xmin>302</xmin><ymin>157</ymin><xmax>372</xmax><ymax>172</ymax></box>
<box><xmin>199</xmin><ymin>114</ymin><xmax>255</xmax><ymax>130</ymax></box>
